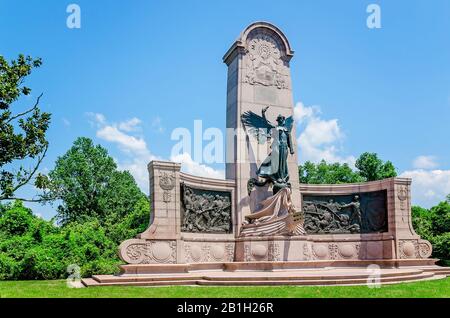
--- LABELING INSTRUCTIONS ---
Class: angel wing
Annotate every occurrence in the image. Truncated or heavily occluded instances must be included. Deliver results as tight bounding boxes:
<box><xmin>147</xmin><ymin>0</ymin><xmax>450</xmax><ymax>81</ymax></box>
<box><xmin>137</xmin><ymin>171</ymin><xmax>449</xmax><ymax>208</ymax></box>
<box><xmin>285</xmin><ymin>116</ymin><xmax>294</xmax><ymax>132</ymax></box>
<box><xmin>241</xmin><ymin>110</ymin><xmax>275</xmax><ymax>144</ymax></box>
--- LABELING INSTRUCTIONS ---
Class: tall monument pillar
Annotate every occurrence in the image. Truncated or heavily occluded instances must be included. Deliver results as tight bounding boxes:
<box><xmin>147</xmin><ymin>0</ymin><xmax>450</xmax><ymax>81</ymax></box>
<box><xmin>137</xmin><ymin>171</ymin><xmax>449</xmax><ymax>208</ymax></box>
<box><xmin>223</xmin><ymin>22</ymin><xmax>300</xmax><ymax>233</ymax></box>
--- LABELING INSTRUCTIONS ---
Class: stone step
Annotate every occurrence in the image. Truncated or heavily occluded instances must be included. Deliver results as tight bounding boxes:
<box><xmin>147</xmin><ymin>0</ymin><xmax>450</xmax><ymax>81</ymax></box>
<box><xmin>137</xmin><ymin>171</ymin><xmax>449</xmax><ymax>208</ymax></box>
<box><xmin>82</xmin><ymin>272</ymin><xmax>436</xmax><ymax>287</ymax></box>
<box><xmin>83</xmin><ymin>269</ymin><xmax>438</xmax><ymax>287</ymax></box>
<box><xmin>119</xmin><ymin>259</ymin><xmax>439</xmax><ymax>275</ymax></box>
<box><xmin>93</xmin><ymin>268</ymin><xmax>425</xmax><ymax>284</ymax></box>
<box><xmin>421</xmin><ymin>267</ymin><xmax>450</xmax><ymax>275</ymax></box>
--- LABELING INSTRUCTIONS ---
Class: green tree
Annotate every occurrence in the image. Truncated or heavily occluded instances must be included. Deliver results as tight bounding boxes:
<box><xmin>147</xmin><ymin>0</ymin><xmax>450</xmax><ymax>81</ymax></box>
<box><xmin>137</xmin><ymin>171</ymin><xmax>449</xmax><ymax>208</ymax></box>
<box><xmin>43</xmin><ymin>137</ymin><xmax>148</xmax><ymax>226</ymax></box>
<box><xmin>0</xmin><ymin>55</ymin><xmax>51</xmax><ymax>201</ymax></box>
<box><xmin>430</xmin><ymin>201</ymin><xmax>450</xmax><ymax>235</ymax></box>
<box><xmin>355</xmin><ymin>152</ymin><xmax>397</xmax><ymax>181</ymax></box>
<box><xmin>411</xmin><ymin>205</ymin><xmax>433</xmax><ymax>240</ymax></box>
<box><xmin>299</xmin><ymin>153</ymin><xmax>397</xmax><ymax>185</ymax></box>
<box><xmin>106</xmin><ymin>196</ymin><xmax>150</xmax><ymax>244</ymax></box>
<box><xmin>298</xmin><ymin>160</ymin><xmax>364</xmax><ymax>184</ymax></box>
<box><xmin>0</xmin><ymin>200</ymin><xmax>33</xmax><ymax>236</ymax></box>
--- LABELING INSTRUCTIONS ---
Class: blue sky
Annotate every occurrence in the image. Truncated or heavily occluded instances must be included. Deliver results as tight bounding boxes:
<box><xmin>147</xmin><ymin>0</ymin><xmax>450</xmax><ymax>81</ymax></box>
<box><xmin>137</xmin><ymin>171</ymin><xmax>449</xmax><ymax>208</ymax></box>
<box><xmin>1</xmin><ymin>0</ymin><xmax>450</xmax><ymax>219</ymax></box>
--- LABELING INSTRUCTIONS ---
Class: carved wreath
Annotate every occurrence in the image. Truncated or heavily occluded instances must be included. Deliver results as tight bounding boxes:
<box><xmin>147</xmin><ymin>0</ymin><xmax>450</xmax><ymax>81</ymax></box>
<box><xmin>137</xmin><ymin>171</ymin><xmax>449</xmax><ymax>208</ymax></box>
<box><xmin>159</xmin><ymin>171</ymin><xmax>175</xmax><ymax>191</ymax></box>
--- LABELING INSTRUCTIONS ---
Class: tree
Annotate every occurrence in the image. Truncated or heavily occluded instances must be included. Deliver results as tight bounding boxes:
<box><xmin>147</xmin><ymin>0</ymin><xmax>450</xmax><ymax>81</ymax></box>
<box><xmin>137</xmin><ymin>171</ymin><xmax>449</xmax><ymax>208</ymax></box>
<box><xmin>411</xmin><ymin>201</ymin><xmax>450</xmax><ymax>265</ymax></box>
<box><xmin>0</xmin><ymin>200</ymin><xmax>33</xmax><ymax>236</ymax></box>
<box><xmin>0</xmin><ymin>55</ymin><xmax>51</xmax><ymax>201</ymax></box>
<box><xmin>42</xmin><ymin>137</ymin><xmax>147</xmax><ymax>226</ymax></box>
<box><xmin>299</xmin><ymin>153</ymin><xmax>397</xmax><ymax>185</ymax></box>
<box><xmin>430</xmin><ymin>201</ymin><xmax>450</xmax><ymax>235</ymax></box>
<box><xmin>299</xmin><ymin>160</ymin><xmax>364</xmax><ymax>184</ymax></box>
<box><xmin>411</xmin><ymin>205</ymin><xmax>433</xmax><ymax>240</ymax></box>
<box><xmin>355</xmin><ymin>152</ymin><xmax>397</xmax><ymax>181</ymax></box>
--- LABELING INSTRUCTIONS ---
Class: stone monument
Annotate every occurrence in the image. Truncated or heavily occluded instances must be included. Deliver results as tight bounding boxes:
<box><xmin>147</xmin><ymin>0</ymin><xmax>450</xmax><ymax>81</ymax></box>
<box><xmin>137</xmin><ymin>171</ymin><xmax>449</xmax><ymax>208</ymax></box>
<box><xmin>83</xmin><ymin>22</ymin><xmax>449</xmax><ymax>287</ymax></box>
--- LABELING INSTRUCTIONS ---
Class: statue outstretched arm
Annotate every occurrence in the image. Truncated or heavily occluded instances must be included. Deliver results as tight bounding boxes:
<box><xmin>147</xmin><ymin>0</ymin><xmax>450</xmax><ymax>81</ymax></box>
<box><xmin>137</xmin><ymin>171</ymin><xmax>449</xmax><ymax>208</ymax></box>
<box><xmin>262</xmin><ymin>106</ymin><xmax>274</xmax><ymax>135</ymax></box>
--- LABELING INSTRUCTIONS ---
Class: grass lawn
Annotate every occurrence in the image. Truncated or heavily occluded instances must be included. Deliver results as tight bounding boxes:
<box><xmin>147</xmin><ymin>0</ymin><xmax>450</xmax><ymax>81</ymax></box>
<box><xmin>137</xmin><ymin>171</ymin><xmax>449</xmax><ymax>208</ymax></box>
<box><xmin>0</xmin><ymin>278</ymin><xmax>449</xmax><ymax>298</ymax></box>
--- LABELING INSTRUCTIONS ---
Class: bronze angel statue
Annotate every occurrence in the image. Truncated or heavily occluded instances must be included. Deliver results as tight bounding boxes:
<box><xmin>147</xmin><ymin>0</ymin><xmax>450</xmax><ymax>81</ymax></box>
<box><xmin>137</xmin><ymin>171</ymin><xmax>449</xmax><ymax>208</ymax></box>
<box><xmin>241</xmin><ymin>106</ymin><xmax>295</xmax><ymax>194</ymax></box>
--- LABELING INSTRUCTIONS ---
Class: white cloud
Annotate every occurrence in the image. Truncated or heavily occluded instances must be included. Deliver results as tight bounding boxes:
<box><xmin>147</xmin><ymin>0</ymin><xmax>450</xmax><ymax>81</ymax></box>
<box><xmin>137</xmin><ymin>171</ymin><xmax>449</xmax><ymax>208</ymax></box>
<box><xmin>118</xmin><ymin>117</ymin><xmax>142</xmax><ymax>132</ymax></box>
<box><xmin>171</xmin><ymin>152</ymin><xmax>225</xmax><ymax>179</ymax></box>
<box><xmin>97</xmin><ymin>125</ymin><xmax>149</xmax><ymax>156</ymax></box>
<box><xmin>294</xmin><ymin>102</ymin><xmax>321</xmax><ymax>122</ymax></box>
<box><xmin>87</xmin><ymin>113</ymin><xmax>223</xmax><ymax>191</ymax></box>
<box><xmin>86</xmin><ymin>112</ymin><xmax>106</xmax><ymax>126</ymax></box>
<box><xmin>400</xmin><ymin>169</ymin><xmax>450</xmax><ymax>208</ymax></box>
<box><xmin>151</xmin><ymin>116</ymin><xmax>164</xmax><ymax>133</ymax></box>
<box><xmin>412</xmin><ymin>155</ymin><xmax>438</xmax><ymax>169</ymax></box>
<box><xmin>295</xmin><ymin>102</ymin><xmax>355</xmax><ymax>165</ymax></box>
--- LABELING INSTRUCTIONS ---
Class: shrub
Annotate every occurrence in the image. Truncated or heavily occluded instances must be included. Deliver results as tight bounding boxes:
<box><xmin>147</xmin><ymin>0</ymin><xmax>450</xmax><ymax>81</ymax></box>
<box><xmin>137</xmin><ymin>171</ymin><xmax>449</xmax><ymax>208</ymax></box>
<box><xmin>0</xmin><ymin>201</ymin><xmax>33</xmax><ymax>236</ymax></box>
<box><xmin>0</xmin><ymin>253</ymin><xmax>20</xmax><ymax>280</ymax></box>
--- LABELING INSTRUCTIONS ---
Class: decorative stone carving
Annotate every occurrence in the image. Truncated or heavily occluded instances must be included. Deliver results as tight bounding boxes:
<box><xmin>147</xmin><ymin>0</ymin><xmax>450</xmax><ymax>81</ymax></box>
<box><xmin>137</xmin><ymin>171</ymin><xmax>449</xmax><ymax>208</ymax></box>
<box><xmin>398</xmin><ymin>186</ymin><xmax>408</xmax><ymax>210</ymax></box>
<box><xmin>328</xmin><ymin>243</ymin><xmax>339</xmax><ymax>260</ymax></box>
<box><xmin>328</xmin><ymin>243</ymin><xmax>338</xmax><ymax>259</ymax></box>
<box><xmin>252</xmin><ymin>244</ymin><xmax>268</xmax><ymax>259</ymax></box>
<box><xmin>152</xmin><ymin>242</ymin><xmax>173</xmax><ymax>262</ymax></box>
<box><xmin>126</xmin><ymin>243</ymin><xmax>148</xmax><ymax>263</ymax></box>
<box><xmin>120</xmin><ymin>239</ymin><xmax>176</xmax><ymax>264</ymax></box>
<box><xmin>210</xmin><ymin>245</ymin><xmax>225</xmax><ymax>261</ymax></box>
<box><xmin>312</xmin><ymin>244</ymin><xmax>329</xmax><ymax>259</ymax></box>
<box><xmin>303</xmin><ymin>243</ymin><xmax>311</xmax><ymax>261</ymax></box>
<box><xmin>180</xmin><ymin>183</ymin><xmax>232</xmax><ymax>233</ymax></box>
<box><xmin>268</xmin><ymin>241</ymin><xmax>281</xmax><ymax>261</ymax></box>
<box><xmin>338</xmin><ymin>244</ymin><xmax>357</xmax><ymax>259</ymax></box>
<box><xmin>399</xmin><ymin>240</ymin><xmax>418</xmax><ymax>259</ymax></box>
<box><xmin>159</xmin><ymin>171</ymin><xmax>175</xmax><ymax>203</ymax></box>
<box><xmin>398</xmin><ymin>239</ymin><xmax>432</xmax><ymax>259</ymax></box>
<box><xmin>244</xmin><ymin>245</ymin><xmax>251</xmax><ymax>262</ymax></box>
<box><xmin>418</xmin><ymin>241</ymin><xmax>432</xmax><ymax>259</ymax></box>
<box><xmin>303</xmin><ymin>191</ymin><xmax>388</xmax><ymax>235</ymax></box>
<box><xmin>184</xmin><ymin>243</ymin><xmax>234</xmax><ymax>263</ymax></box>
<box><xmin>225</xmin><ymin>243</ymin><xmax>235</xmax><ymax>262</ymax></box>
<box><xmin>245</xmin><ymin>32</ymin><xmax>288</xmax><ymax>89</ymax></box>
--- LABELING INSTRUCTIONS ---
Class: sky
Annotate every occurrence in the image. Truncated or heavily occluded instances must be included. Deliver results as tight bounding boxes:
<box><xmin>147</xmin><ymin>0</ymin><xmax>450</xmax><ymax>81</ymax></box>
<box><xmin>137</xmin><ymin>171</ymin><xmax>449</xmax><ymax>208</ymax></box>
<box><xmin>1</xmin><ymin>0</ymin><xmax>450</xmax><ymax>219</ymax></box>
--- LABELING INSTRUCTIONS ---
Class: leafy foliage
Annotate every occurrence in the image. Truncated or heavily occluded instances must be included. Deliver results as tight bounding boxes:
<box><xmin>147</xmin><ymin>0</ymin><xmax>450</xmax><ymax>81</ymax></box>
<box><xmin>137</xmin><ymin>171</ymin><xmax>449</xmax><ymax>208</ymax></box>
<box><xmin>412</xmin><ymin>201</ymin><xmax>450</xmax><ymax>265</ymax></box>
<box><xmin>42</xmin><ymin>137</ymin><xmax>147</xmax><ymax>226</ymax></box>
<box><xmin>0</xmin><ymin>55</ymin><xmax>51</xmax><ymax>201</ymax></box>
<box><xmin>0</xmin><ymin>135</ymin><xmax>151</xmax><ymax>280</ymax></box>
<box><xmin>355</xmin><ymin>152</ymin><xmax>397</xmax><ymax>181</ymax></box>
<box><xmin>0</xmin><ymin>201</ymin><xmax>133</xmax><ymax>280</ymax></box>
<box><xmin>299</xmin><ymin>160</ymin><xmax>364</xmax><ymax>184</ymax></box>
<box><xmin>299</xmin><ymin>152</ymin><xmax>397</xmax><ymax>185</ymax></box>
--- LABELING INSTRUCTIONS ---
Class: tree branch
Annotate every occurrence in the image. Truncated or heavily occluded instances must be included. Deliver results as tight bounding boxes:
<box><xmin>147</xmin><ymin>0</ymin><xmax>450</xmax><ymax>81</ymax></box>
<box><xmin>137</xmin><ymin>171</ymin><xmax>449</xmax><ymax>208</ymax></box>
<box><xmin>0</xmin><ymin>143</ymin><xmax>50</xmax><ymax>203</ymax></box>
<box><xmin>6</xmin><ymin>93</ymin><xmax>43</xmax><ymax>123</ymax></box>
<box><xmin>1</xmin><ymin>197</ymin><xmax>48</xmax><ymax>203</ymax></box>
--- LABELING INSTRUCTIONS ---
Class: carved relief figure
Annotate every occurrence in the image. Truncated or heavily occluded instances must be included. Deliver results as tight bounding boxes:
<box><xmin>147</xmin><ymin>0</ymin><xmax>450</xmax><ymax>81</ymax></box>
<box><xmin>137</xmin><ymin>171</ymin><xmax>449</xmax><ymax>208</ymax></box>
<box><xmin>303</xmin><ymin>192</ymin><xmax>388</xmax><ymax>234</ymax></box>
<box><xmin>181</xmin><ymin>183</ymin><xmax>232</xmax><ymax>233</ymax></box>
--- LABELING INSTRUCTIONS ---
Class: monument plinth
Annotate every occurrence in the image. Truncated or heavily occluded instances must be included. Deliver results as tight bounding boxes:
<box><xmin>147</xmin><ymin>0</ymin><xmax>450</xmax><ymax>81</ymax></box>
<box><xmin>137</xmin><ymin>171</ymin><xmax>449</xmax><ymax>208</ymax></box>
<box><xmin>82</xmin><ymin>22</ymin><xmax>444</xmax><ymax>287</ymax></box>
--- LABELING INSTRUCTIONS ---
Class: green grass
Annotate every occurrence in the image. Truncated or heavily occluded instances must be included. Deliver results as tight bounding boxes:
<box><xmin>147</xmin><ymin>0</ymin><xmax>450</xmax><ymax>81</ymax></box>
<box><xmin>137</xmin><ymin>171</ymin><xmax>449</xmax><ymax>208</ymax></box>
<box><xmin>0</xmin><ymin>278</ymin><xmax>449</xmax><ymax>298</ymax></box>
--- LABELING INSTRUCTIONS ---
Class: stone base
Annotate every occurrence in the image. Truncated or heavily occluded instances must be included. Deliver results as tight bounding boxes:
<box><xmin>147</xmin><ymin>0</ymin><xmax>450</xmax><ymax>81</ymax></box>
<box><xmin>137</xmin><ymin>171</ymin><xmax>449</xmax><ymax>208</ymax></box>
<box><xmin>118</xmin><ymin>234</ymin><xmax>433</xmax><ymax>264</ymax></box>
<box><xmin>82</xmin><ymin>259</ymin><xmax>449</xmax><ymax>287</ymax></box>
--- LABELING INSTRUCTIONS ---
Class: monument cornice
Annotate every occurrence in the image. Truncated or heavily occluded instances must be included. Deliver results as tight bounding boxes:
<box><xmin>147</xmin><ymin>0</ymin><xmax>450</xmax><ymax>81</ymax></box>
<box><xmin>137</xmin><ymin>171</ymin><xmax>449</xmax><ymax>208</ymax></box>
<box><xmin>222</xmin><ymin>21</ymin><xmax>295</xmax><ymax>65</ymax></box>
